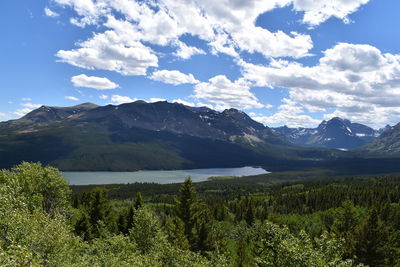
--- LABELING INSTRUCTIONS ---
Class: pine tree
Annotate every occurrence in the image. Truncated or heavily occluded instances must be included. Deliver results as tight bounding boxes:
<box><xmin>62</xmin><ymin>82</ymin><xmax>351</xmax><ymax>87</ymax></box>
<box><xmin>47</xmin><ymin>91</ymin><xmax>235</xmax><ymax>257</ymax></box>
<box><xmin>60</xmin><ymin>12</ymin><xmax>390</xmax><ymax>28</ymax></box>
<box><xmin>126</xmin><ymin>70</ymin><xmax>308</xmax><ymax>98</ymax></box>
<box><xmin>117</xmin><ymin>211</ymin><xmax>127</xmax><ymax>234</ymax></box>
<box><xmin>125</xmin><ymin>204</ymin><xmax>135</xmax><ymax>234</ymax></box>
<box><xmin>134</xmin><ymin>192</ymin><xmax>144</xmax><ymax>210</ymax></box>
<box><xmin>332</xmin><ymin>200</ymin><xmax>358</xmax><ymax>258</ymax></box>
<box><xmin>245</xmin><ymin>202</ymin><xmax>255</xmax><ymax>226</ymax></box>
<box><xmin>165</xmin><ymin>217</ymin><xmax>190</xmax><ymax>250</ymax></box>
<box><xmin>74</xmin><ymin>211</ymin><xmax>92</xmax><ymax>241</ymax></box>
<box><xmin>176</xmin><ymin>177</ymin><xmax>196</xmax><ymax>242</ymax></box>
<box><xmin>191</xmin><ymin>202</ymin><xmax>214</xmax><ymax>253</ymax></box>
<box><xmin>87</xmin><ymin>188</ymin><xmax>117</xmax><ymax>237</ymax></box>
<box><xmin>353</xmin><ymin>207</ymin><xmax>393</xmax><ymax>266</ymax></box>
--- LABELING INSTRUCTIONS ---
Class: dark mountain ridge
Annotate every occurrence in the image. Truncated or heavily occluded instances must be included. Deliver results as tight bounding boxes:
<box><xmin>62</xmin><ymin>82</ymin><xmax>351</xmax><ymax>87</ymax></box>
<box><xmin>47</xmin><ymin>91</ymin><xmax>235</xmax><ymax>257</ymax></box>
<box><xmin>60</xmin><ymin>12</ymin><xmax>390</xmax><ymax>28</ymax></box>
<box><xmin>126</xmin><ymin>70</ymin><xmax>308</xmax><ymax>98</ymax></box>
<box><xmin>76</xmin><ymin>101</ymin><xmax>277</xmax><ymax>142</ymax></box>
<box><xmin>23</xmin><ymin>102</ymin><xmax>99</xmax><ymax>123</ymax></box>
<box><xmin>0</xmin><ymin>101</ymin><xmax>346</xmax><ymax>171</ymax></box>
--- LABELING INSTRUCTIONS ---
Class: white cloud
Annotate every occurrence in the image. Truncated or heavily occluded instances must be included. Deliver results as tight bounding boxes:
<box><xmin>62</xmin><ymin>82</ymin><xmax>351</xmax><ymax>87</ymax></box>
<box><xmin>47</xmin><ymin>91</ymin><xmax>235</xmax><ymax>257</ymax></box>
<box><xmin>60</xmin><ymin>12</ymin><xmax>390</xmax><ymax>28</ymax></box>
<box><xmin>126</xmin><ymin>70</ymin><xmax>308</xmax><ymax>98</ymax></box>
<box><xmin>99</xmin><ymin>94</ymin><xmax>108</xmax><ymax>99</ymax></box>
<box><xmin>172</xmin><ymin>99</ymin><xmax>196</xmax><ymax>107</ymax></box>
<box><xmin>231</xmin><ymin>28</ymin><xmax>313</xmax><ymax>59</ymax></box>
<box><xmin>149</xmin><ymin>98</ymin><xmax>166</xmax><ymax>103</ymax></box>
<box><xmin>21</xmin><ymin>97</ymin><xmax>32</xmax><ymax>101</ymax></box>
<box><xmin>265</xmin><ymin>104</ymin><xmax>274</xmax><ymax>109</ymax></box>
<box><xmin>11</xmin><ymin>102</ymin><xmax>43</xmax><ymax>118</ymax></box>
<box><xmin>239</xmin><ymin>43</ymin><xmax>400</xmax><ymax>128</ymax></box>
<box><xmin>110</xmin><ymin>95</ymin><xmax>138</xmax><ymax>105</ymax></box>
<box><xmin>150</xmin><ymin>70</ymin><xmax>199</xmax><ymax>85</ymax></box>
<box><xmin>71</xmin><ymin>74</ymin><xmax>119</xmax><ymax>90</ymax></box>
<box><xmin>65</xmin><ymin>96</ymin><xmax>80</xmax><ymax>101</ymax></box>
<box><xmin>57</xmin><ymin>29</ymin><xmax>158</xmax><ymax>76</ymax></box>
<box><xmin>292</xmin><ymin>0</ymin><xmax>371</xmax><ymax>26</ymax></box>
<box><xmin>252</xmin><ymin>99</ymin><xmax>320</xmax><ymax>127</ymax></box>
<box><xmin>13</xmin><ymin>108</ymin><xmax>35</xmax><ymax>117</ymax></box>
<box><xmin>194</xmin><ymin>75</ymin><xmax>264</xmax><ymax>110</ymax></box>
<box><xmin>0</xmin><ymin>112</ymin><xmax>6</xmax><ymax>117</ymax></box>
<box><xmin>53</xmin><ymin>0</ymin><xmax>315</xmax><ymax>63</ymax></box>
<box><xmin>44</xmin><ymin>7</ymin><xmax>60</xmax><ymax>18</ymax></box>
<box><xmin>320</xmin><ymin>43</ymin><xmax>385</xmax><ymax>72</ymax></box>
<box><xmin>54</xmin><ymin>0</ymin><xmax>108</xmax><ymax>27</ymax></box>
<box><xmin>21</xmin><ymin>103</ymin><xmax>42</xmax><ymax>109</ymax></box>
<box><xmin>52</xmin><ymin>0</ymin><xmax>371</xmax><ymax>66</ymax></box>
<box><xmin>173</xmin><ymin>41</ymin><xmax>206</xmax><ymax>60</ymax></box>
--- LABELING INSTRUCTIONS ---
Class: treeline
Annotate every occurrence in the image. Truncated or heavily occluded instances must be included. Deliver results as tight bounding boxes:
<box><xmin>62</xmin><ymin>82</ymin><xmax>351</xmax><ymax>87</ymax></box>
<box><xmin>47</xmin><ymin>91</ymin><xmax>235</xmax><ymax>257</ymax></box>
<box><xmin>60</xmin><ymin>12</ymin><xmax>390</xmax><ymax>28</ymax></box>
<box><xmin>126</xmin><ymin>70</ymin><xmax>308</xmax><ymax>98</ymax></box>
<box><xmin>1</xmin><ymin>162</ymin><xmax>400</xmax><ymax>266</ymax></box>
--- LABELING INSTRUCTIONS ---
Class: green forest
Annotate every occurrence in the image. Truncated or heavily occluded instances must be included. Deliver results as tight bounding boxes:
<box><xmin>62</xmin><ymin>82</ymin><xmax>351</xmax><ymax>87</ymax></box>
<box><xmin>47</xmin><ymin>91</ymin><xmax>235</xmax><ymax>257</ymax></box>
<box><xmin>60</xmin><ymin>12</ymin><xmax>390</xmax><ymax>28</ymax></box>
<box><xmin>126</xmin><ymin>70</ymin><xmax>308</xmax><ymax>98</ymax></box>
<box><xmin>1</xmin><ymin>162</ymin><xmax>400</xmax><ymax>266</ymax></box>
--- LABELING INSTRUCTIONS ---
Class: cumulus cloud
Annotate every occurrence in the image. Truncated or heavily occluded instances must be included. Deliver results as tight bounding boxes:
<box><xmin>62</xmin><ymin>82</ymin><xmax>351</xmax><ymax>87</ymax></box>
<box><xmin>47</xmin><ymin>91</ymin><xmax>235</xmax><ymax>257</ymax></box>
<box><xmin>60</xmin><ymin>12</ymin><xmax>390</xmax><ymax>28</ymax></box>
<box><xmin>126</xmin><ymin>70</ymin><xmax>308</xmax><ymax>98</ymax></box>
<box><xmin>21</xmin><ymin>103</ymin><xmax>42</xmax><ymax>109</ymax></box>
<box><xmin>53</xmin><ymin>0</ymin><xmax>316</xmax><ymax>64</ymax></box>
<box><xmin>150</xmin><ymin>70</ymin><xmax>199</xmax><ymax>85</ymax></box>
<box><xmin>52</xmin><ymin>0</ymin><xmax>371</xmax><ymax>66</ymax></box>
<box><xmin>172</xmin><ymin>99</ymin><xmax>196</xmax><ymax>107</ymax></box>
<box><xmin>57</xmin><ymin>29</ymin><xmax>158</xmax><ymax>76</ymax></box>
<box><xmin>239</xmin><ymin>43</ymin><xmax>400</xmax><ymax>128</ymax></box>
<box><xmin>320</xmin><ymin>43</ymin><xmax>385</xmax><ymax>72</ymax></box>
<box><xmin>65</xmin><ymin>96</ymin><xmax>80</xmax><ymax>101</ymax></box>
<box><xmin>252</xmin><ymin>99</ymin><xmax>320</xmax><ymax>127</ymax></box>
<box><xmin>44</xmin><ymin>7</ymin><xmax>59</xmax><ymax>18</ymax></box>
<box><xmin>110</xmin><ymin>95</ymin><xmax>138</xmax><ymax>105</ymax></box>
<box><xmin>194</xmin><ymin>75</ymin><xmax>264</xmax><ymax>110</ymax></box>
<box><xmin>54</xmin><ymin>0</ymin><xmax>108</xmax><ymax>27</ymax></box>
<box><xmin>110</xmin><ymin>95</ymin><xmax>167</xmax><ymax>105</ymax></box>
<box><xmin>149</xmin><ymin>98</ymin><xmax>166</xmax><ymax>103</ymax></box>
<box><xmin>11</xmin><ymin>102</ymin><xmax>43</xmax><ymax>118</ymax></box>
<box><xmin>71</xmin><ymin>74</ymin><xmax>119</xmax><ymax>90</ymax></box>
<box><xmin>13</xmin><ymin>108</ymin><xmax>34</xmax><ymax>117</ymax></box>
<box><xmin>292</xmin><ymin>0</ymin><xmax>371</xmax><ymax>26</ymax></box>
<box><xmin>173</xmin><ymin>41</ymin><xmax>206</xmax><ymax>59</ymax></box>
<box><xmin>99</xmin><ymin>94</ymin><xmax>108</xmax><ymax>99</ymax></box>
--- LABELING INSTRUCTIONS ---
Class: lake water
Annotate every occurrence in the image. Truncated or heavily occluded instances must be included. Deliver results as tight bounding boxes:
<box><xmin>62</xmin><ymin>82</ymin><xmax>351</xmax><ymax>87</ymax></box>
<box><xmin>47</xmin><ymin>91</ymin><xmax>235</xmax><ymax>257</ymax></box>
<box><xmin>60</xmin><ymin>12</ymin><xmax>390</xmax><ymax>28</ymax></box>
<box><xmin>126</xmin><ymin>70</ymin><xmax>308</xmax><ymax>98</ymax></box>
<box><xmin>63</xmin><ymin>166</ymin><xmax>269</xmax><ymax>185</ymax></box>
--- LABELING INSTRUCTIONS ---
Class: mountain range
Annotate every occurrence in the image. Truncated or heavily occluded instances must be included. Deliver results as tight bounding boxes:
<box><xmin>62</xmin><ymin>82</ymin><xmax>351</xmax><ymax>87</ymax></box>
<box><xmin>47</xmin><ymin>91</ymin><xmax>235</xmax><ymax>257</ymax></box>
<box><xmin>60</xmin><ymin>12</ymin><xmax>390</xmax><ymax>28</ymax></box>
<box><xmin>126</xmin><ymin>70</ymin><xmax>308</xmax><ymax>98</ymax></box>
<box><xmin>0</xmin><ymin>101</ymin><xmax>399</xmax><ymax>172</ymax></box>
<box><xmin>272</xmin><ymin>117</ymin><xmax>380</xmax><ymax>149</ymax></box>
<box><xmin>0</xmin><ymin>101</ymin><xmax>342</xmax><ymax>171</ymax></box>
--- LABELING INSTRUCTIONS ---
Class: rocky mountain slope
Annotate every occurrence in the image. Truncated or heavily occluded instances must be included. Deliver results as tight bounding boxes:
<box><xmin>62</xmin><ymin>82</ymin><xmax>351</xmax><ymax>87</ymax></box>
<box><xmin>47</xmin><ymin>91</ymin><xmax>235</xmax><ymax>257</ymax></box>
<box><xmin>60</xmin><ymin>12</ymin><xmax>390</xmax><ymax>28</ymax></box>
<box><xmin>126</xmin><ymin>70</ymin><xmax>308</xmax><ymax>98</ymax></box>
<box><xmin>361</xmin><ymin>123</ymin><xmax>400</xmax><ymax>155</ymax></box>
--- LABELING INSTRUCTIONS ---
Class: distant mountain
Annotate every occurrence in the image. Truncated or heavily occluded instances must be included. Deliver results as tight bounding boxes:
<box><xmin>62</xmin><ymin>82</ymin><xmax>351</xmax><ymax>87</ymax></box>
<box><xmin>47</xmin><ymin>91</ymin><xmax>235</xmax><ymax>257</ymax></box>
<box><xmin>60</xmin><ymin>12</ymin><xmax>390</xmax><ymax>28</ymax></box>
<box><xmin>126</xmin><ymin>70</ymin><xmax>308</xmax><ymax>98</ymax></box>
<box><xmin>0</xmin><ymin>101</ymin><xmax>346</xmax><ymax>171</ymax></box>
<box><xmin>75</xmin><ymin>101</ymin><xmax>281</xmax><ymax>144</ymax></box>
<box><xmin>378</xmin><ymin>124</ymin><xmax>392</xmax><ymax>135</ymax></box>
<box><xmin>272</xmin><ymin>117</ymin><xmax>379</xmax><ymax>149</ymax></box>
<box><xmin>360</xmin><ymin>123</ymin><xmax>400</xmax><ymax>155</ymax></box>
<box><xmin>22</xmin><ymin>103</ymin><xmax>99</xmax><ymax>123</ymax></box>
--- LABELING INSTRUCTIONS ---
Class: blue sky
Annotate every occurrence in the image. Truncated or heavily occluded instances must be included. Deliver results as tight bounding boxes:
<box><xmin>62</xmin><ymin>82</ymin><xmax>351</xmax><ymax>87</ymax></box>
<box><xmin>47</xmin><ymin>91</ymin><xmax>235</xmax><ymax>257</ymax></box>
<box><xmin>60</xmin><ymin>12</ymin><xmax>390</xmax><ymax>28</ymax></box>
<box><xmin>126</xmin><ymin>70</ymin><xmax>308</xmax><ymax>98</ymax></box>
<box><xmin>1</xmin><ymin>0</ymin><xmax>400</xmax><ymax>128</ymax></box>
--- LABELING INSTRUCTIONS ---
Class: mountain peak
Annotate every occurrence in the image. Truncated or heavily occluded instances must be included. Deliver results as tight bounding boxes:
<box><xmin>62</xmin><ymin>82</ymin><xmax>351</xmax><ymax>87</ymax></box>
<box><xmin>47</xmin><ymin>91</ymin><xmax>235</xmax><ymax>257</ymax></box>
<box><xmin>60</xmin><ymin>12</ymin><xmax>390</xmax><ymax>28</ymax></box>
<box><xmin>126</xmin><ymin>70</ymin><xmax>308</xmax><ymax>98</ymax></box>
<box><xmin>22</xmin><ymin>102</ymin><xmax>99</xmax><ymax>123</ymax></box>
<box><xmin>73</xmin><ymin>102</ymin><xmax>98</xmax><ymax>108</ymax></box>
<box><xmin>274</xmin><ymin>117</ymin><xmax>378</xmax><ymax>149</ymax></box>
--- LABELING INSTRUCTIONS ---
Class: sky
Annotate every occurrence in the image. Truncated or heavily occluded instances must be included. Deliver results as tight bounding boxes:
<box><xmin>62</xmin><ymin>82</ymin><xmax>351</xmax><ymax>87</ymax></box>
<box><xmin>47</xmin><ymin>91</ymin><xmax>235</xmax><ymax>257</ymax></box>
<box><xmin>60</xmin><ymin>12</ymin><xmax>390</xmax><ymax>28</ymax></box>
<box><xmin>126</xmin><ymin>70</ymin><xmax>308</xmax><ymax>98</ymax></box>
<box><xmin>1</xmin><ymin>0</ymin><xmax>400</xmax><ymax>128</ymax></box>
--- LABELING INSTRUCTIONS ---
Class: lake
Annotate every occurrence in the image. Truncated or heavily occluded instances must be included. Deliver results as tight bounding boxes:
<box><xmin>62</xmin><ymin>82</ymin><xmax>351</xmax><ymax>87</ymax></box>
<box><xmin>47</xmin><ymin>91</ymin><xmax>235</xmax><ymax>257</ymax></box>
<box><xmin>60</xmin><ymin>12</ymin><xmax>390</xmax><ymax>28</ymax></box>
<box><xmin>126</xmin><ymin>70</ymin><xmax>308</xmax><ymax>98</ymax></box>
<box><xmin>63</xmin><ymin>166</ymin><xmax>269</xmax><ymax>185</ymax></box>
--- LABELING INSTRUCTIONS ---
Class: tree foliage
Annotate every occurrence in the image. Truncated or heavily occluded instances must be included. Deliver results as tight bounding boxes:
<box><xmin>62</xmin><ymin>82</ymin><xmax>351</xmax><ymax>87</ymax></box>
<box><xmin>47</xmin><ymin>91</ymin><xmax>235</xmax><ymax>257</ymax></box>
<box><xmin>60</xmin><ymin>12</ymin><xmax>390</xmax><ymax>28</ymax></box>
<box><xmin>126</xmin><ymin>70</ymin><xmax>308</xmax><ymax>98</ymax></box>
<box><xmin>1</xmin><ymin>162</ymin><xmax>400</xmax><ymax>266</ymax></box>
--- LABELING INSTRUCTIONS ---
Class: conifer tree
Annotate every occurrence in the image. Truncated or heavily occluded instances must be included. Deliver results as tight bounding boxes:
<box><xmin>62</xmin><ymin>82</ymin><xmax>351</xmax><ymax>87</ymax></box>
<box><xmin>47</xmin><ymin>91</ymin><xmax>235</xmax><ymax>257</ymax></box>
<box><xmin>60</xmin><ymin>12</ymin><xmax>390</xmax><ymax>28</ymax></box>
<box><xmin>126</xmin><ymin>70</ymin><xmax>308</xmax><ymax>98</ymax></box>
<box><xmin>134</xmin><ymin>192</ymin><xmax>144</xmax><ymax>210</ymax></box>
<box><xmin>353</xmin><ymin>207</ymin><xmax>393</xmax><ymax>266</ymax></box>
<box><xmin>332</xmin><ymin>200</ymin><xmax>358</xmax><ymax>258</ymax></box>
<box><xmin>125</xmin><ymin>204</ymin><xmax>135</xmax><ymax>233</ymax></box>
<box><xmin>176</xmin><ymin>177</ymin><xmax>197</xmax><ymax>242</ymax></box>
